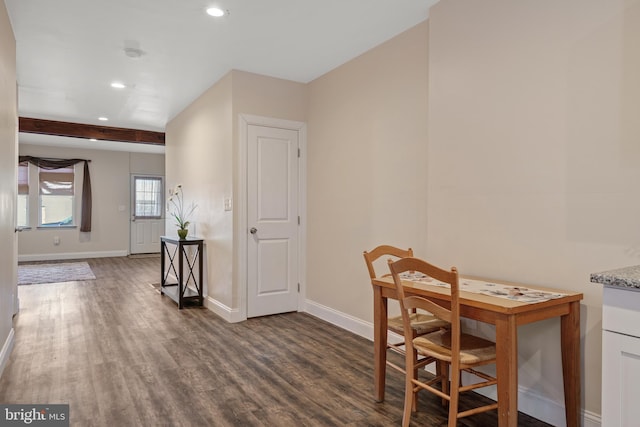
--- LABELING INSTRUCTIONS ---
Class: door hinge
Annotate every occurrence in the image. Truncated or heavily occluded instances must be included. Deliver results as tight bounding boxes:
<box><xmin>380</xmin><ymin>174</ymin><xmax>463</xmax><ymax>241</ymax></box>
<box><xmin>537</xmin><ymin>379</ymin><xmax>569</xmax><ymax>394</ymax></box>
<box><xmin>298</xmin><ymin>216</ymin><xmax>300</xmax><ymax>225</ymax></box>
<box><xmin>298</xmin><ymin>283</ymin><xmax>300</xmax><ymax>292</ymax></box>
<box><xmin>298</xmin><ymin>148</ymin><xmax>301</xmax><ymax>158</ymax></box>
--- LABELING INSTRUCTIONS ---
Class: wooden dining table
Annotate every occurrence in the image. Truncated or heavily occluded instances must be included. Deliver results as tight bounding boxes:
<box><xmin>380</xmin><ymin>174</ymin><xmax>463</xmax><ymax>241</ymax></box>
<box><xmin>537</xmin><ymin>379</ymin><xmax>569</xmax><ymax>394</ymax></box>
<box><xmin>371</xmin><ymin>274</ymin><xmax>583</xmax><ymax>427</ymax></box>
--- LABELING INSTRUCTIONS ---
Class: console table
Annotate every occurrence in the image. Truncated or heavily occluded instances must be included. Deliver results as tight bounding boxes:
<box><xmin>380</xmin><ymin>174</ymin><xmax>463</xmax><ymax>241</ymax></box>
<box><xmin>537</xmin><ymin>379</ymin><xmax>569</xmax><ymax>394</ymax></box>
<box><xmin>160</xmin><ymin>236</ymin><xmax>204</xmax><ymax>309</ymax></box>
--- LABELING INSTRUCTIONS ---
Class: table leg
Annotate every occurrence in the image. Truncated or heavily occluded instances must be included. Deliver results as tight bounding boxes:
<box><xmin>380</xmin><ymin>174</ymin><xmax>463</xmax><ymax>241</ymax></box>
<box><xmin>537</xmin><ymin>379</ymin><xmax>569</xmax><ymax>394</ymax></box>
<box><xmin>198</xmin><ymin>242</ymin><xmax>204</xmax><ymax>306</ymax></box>
<box><xmin>495</xmin><ymin>315</ymin><xmax>518</xmax><ymax>427</ymax></box>
<box><xmin>373</xmin><ymin>286</ymin><xmax>388</xmax><ymax>402</ymax></box>
<box><xmin>561</xmin><ymin>301</ymin><xmax>581</xmax><ymax>427</ymax></box>
<box><xmin>178</xmin><ymin>244</ymin><xmax>184</xmax><ymax>309</ymax></box>
<box><xmin>160</xmin><ymin>241</ymin><xmax>165</xmax><ymax>295</ymax></box>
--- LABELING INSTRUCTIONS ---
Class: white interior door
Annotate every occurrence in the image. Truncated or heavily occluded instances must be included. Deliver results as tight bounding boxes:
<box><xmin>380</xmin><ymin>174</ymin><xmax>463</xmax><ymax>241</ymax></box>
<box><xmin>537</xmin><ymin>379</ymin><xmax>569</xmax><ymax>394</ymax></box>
<box><xmin>130</xmin><ymin>175</ymin><xmax>165</xmax><ymax>254</ymax></box>
<box><xmin>247</xmin><ymin>125</ymin><xmax>299</xmax><ymax>317</ymax></box>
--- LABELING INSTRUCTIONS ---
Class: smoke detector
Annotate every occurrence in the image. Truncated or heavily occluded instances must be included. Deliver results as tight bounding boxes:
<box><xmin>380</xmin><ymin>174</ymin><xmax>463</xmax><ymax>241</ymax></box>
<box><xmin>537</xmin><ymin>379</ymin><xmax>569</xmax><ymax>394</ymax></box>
<box><xmin>124</xmin><ymin>47</ymin><xmax>145</xmax><ymax>58</ymax></box>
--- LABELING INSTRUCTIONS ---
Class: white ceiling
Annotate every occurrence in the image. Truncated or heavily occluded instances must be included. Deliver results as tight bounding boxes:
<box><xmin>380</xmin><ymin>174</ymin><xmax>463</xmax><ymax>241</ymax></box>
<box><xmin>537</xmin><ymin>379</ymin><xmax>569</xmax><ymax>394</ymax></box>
<box><xmin>6</xmin><ymin>0</ymin><xmax>438</xmax><ymax>152</ymax></box>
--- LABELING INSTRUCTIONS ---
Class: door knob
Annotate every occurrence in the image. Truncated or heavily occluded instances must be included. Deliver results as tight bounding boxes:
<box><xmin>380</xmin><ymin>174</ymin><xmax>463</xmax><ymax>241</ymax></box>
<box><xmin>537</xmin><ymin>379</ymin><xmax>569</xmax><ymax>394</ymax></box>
<box><xmin>250</xmin><ymin>227</ymin><xmax>257</xmax><ymax>234</ymax></box>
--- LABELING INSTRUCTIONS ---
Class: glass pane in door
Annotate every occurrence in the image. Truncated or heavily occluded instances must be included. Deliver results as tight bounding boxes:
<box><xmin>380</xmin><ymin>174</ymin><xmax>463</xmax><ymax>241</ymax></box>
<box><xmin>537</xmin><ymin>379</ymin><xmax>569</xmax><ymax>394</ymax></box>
<box><xmin>134</xmin><ymin>177</ymin><xmax>163</xmax><ymax>218</ymax></box>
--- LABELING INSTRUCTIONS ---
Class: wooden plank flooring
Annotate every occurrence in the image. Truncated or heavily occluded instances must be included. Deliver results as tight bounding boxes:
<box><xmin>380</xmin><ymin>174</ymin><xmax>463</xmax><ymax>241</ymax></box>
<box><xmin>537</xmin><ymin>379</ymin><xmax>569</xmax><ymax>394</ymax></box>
<box><xmin>0</xmin><ymin>256</ymin><xmax>553</xmax><ymax>426</ymax></box>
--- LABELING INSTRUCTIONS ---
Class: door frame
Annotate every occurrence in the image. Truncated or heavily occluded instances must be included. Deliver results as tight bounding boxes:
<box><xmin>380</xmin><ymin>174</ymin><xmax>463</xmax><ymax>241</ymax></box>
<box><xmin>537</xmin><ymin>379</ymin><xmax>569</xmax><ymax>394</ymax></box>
<box><xmin>237</xmin><ymin>114</ymin><xmax>307</xmax><ymax>322</ymax></box>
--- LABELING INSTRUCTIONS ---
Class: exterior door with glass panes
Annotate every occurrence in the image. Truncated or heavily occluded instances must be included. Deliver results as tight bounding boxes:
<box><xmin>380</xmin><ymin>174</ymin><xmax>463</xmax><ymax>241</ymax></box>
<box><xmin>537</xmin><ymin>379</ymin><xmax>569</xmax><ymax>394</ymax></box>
<box><xmin>130</xmin><ymin>175</ymin><xmax>165</xmax><ymax>254</ymax></box>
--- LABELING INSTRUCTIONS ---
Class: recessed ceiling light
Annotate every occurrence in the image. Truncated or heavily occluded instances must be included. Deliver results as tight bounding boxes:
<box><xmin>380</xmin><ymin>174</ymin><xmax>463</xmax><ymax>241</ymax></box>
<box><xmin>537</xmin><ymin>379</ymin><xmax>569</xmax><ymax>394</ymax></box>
<box><xmin>89</xmin><ymin>138</ymin><xmax>98</xmax><ymax>142</ymax></box>
<box><xmin>98</xmin><ymin>117</ymin><xmax>109</xmax><ymax>121</ymax></box>
<box><xmin>206</xmin><ymin>7</ymin><xmax>225</xmax><ymax>17</ymax></box>
<box><xmin>111</xmin><ymin>82</ymin><xmax>126</xmax><ymax>89</ymax></box>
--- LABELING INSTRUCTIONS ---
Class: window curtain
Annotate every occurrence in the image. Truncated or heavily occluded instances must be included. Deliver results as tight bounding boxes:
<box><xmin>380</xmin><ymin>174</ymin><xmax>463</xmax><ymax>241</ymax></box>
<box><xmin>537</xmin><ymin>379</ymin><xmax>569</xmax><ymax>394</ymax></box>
<box><xmin>18</xmin><ymin>156</ymin><xmax>92</xmax><ymax>232</ymax></box>
<box><xmin>39</xmin><ymin>167</ymin><xmax>74</xmax><ymax>195</ymax></box>
<box><xmin>17</xmin><ymin>161</ymin><xmax>28</xmax><ymax>195</ymax></box>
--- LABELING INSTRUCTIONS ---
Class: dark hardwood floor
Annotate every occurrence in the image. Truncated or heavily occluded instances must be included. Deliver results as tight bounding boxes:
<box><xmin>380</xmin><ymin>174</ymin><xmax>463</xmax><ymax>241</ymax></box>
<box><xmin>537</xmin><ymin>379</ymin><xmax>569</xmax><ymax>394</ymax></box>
<box><xmin>1</xmin><ymin>256</ymin><xmax>553</xmax><ymax>426</ymax></box>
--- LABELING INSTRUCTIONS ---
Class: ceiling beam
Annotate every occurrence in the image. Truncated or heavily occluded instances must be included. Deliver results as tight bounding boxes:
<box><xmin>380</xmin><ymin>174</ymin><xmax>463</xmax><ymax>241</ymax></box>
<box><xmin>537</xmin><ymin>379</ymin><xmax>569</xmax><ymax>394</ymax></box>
<box><xmin>19</xmin><ymin>117</ymin><xmax>165</xmax><ymax>146</ymax></box>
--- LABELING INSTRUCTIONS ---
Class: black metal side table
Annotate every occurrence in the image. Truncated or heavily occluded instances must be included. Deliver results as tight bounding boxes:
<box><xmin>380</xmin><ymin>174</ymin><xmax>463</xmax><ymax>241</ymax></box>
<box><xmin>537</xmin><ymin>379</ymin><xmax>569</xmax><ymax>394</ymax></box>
<box><xmin>160</xmin><ymin>236</ymin><xmax>204</xmax><ymax>309</ymax></box>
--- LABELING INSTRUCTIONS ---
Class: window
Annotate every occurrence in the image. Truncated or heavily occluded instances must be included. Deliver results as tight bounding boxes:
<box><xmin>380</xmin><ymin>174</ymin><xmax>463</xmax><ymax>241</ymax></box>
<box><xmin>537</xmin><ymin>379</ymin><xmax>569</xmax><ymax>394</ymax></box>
<box><xmin>39</xmin><ymin>166</ymin><xmax>75</xmax><ymax>227</ymax></box>
<box><xmin>17</xmin><ymin>162</ymin><xmax>29</xmax><ymax>227</ymax></box>
<box><xmin>133</xmin><ymin>176</ymin><xmax>163</xmax><ymax>219</ymax></box>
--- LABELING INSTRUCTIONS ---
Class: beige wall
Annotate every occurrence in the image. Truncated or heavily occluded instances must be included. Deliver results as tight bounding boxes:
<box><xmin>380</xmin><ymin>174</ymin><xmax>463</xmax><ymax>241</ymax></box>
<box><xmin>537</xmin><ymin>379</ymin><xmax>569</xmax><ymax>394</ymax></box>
<box><xmin>0</xmin><ymin>0</ymin><xmax>17</xmax><ymax>375</ymax></box>
<box><xmin>166</xmin><ymin>72</ymin><xmax>234</xmax><ymax>306</ymax></box>
<box><xmin>231</xmin><ymin>70</ymin><xmax>308</xmax><ymax>125</ymax></box>
<box><xmin>166</xmin><ymin>70</ymin><xmax>307</xmax><ymax>312</ymax></box>
<box><xmin>130</xmin><ymin>152</ymin><xmax>165</xmax><ymax>175</ymax></box>
<box><xmin>307</xmin><ymin>22</ymin><xmax>429</xmax><ymax>322</ymax></box>
<box><xmin>18</xmin><ymin>144</ymin><xmax>164</xmax><ymax>260</ymax></box>
<box><xmin>428</xmin><ymin>0</ymin><xmax>640</xmax><ymax>420</ymax></box>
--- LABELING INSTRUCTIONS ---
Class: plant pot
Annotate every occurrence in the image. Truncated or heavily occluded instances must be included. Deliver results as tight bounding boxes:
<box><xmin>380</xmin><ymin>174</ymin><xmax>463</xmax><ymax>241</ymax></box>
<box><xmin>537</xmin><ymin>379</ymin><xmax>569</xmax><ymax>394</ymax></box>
<box><xmin>177</xmin><ymin>229</ymin><xmax>188</xmax><ymax>239</ymax></box>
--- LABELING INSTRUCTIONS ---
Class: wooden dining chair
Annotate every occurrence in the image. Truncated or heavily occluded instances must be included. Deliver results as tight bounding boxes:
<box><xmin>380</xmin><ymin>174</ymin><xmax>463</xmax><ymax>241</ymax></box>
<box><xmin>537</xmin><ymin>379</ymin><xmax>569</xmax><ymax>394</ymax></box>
<box><xmin>388</xmin><ymin>257</ymin><xmax>498</xmax><ymax>427</ymax></box>
<box><xmin>363</xmin><ymin>245</ymin><xmax>449</xmax><ymax>401</ymax></box>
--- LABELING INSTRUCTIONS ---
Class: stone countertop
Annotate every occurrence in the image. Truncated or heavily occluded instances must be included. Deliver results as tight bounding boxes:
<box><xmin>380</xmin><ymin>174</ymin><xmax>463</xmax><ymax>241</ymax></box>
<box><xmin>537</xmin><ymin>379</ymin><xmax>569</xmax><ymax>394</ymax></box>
<box><xmin>591</xmin><ymin>265</ymin><xmax>640</xmax><ymax>289</ymax></box>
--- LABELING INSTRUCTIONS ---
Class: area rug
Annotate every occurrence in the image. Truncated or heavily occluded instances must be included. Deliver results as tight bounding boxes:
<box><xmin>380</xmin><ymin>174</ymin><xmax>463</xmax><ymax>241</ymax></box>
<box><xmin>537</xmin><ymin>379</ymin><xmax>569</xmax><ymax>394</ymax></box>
<box><xmin>18</xmin><ymin>261</ymin><xmax>96</xmax><ymax>285</ymax></box>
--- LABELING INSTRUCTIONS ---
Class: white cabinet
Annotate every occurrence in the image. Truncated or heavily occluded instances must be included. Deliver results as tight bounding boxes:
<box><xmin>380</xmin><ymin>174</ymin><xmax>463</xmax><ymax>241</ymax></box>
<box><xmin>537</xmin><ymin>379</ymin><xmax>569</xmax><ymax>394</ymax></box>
<box><xmin>602</xmin><ymin>286</ymin><xmax>640</xmax><ymax>426</ymax></box>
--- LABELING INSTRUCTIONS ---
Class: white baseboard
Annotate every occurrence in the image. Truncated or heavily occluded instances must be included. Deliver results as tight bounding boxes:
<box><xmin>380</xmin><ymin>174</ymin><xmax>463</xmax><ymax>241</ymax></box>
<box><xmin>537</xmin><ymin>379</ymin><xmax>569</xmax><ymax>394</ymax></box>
<box><xmin>475</xmin><ymin>380</ymin><xmax>601</xmax><ymax>427</ymax></box>
<box><xmin>0</xmin><ymin>328</ymin><xmax>15</xmax><ymax>379</ymax></box>
<box><xmin>304</xmin><ymin>299</ymin><xmax>373</xmax><ymax>340</ymax></box>
<box><xmin>18</xmin><ymin>250</ymin><xmax>128</xmax><ymax>262</ymax></box>
<box><xmin>303</xmin><ymin>299</ymin><xmax>601</xmax><ymax>427</ymax></box>
<box><xmin>204</xmin><ymin>296</ymin><xmax>244</xmax><ymax>323</ymax></box>
<box><xmin>583</xmin><ymin>410</ymin><xmax>602</xmax><ymax>427</ymax></box>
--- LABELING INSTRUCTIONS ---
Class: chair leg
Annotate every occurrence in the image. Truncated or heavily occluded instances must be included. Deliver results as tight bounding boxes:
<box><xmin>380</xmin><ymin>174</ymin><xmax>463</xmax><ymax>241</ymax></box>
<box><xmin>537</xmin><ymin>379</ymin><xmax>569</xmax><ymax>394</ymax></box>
<box><xmin>439</xmin><ymin>361</ymin><xmax>449</xmax><ymax>407</ymax></box>
<box><xmin>447</xmin><ymin>368</ymin><xmax>461</xmax><ymax>427</ymax></box>
<box><xmin>402</xmin><ymin>377</ymin><xmax>413</xmax><ymax>427</ymax></box>
<box><xmin>412</xmin><ymin>346</ymin><xmax>419</xmax><ymax>412</ymax></box>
